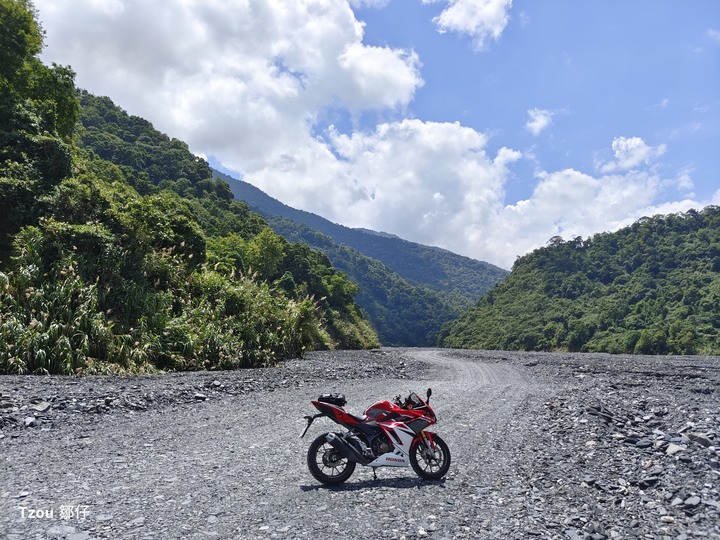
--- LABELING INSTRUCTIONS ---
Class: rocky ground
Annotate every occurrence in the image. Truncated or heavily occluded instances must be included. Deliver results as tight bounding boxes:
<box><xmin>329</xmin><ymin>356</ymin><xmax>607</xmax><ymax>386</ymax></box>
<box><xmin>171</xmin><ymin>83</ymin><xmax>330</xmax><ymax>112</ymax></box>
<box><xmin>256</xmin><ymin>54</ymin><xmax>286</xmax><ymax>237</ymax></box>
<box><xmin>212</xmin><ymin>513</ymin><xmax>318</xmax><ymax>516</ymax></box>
<box><xmin>1</xmin><ymin>348</ymin><xmax>718</xmax><ymax>540</ymax></box>
<box><xmin>464</xmin><ymin>351</ymin><xmax>720</xmax><ymax>540</ymax></box>
<box><xmin>0</xmin><ymin>350</ymin><xmax>417</xmax><ymax>439</ymax></box>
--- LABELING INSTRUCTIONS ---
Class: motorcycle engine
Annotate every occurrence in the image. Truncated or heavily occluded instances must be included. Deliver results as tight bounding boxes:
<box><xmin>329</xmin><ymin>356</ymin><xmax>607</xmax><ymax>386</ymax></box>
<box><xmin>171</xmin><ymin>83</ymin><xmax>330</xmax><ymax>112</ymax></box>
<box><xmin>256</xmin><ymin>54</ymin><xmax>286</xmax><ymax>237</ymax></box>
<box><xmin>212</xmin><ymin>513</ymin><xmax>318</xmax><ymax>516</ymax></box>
<box><xmin>371</xmin><ymin>435</ymin><xmax>393</xmax><ymax>456</ymax></box>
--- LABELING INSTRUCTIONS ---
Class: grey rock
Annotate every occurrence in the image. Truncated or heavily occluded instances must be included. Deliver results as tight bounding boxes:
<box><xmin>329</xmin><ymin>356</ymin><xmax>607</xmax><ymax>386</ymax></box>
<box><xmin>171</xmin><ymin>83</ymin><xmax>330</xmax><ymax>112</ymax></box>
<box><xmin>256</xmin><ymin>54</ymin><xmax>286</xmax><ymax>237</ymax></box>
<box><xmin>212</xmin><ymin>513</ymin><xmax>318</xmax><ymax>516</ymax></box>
<box><xmin>666</xmin><ymin>443</ymin><xmax>685</xmax><ymax>455</ymax></box>
<box><xmin>688</xmin><ymin>432</ymin><xmax>713</xmax><ymax>448</ymax></box>
<box><xmin>638</xmin><ymin>476</ymin><xmax>660</xmax><ymax>488</ymax></box>
<box><xmin>0</xmin><ymin>350</ymin><xmax>718</xmax><ymax>540</ymax></box>
<box><xmin>29</xmin><ymin>401</ymin><xmax>50</xmax><ymax>412</ymax></box>
<box><xmin>66</xmin><ymin>533</ymin><xmax>93</xmax><ymax>540</ymax></box>
<box><xmin>46</xmin><ymin>524</ymin><xmax>77</xmax><ymax>535</ymax></box>
<box><xmin>635</xmin><ymin>438</ymin><xmax>653</xmax><ymax>449</ymax></box>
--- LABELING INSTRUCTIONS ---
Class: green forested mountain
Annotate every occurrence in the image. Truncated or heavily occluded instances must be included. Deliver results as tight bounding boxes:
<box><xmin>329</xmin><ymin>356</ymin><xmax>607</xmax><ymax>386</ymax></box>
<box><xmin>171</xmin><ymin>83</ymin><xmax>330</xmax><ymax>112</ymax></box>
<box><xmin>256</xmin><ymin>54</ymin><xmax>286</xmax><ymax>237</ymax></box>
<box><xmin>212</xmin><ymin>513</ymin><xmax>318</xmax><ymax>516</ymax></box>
<box><xmin>440</xmin><ymin>208</ymin><xmax>720</xmax><ymax>355</ymax></box>
<box><xmin>213</xmin><ymin>170</ymin><xmax>508</xmax><ymax>345</ymax></box>
<box><xmin>266</xmin><ymin>217</ymin><xmax>459</xmax><ymax>345</ymax></box>
<box><xmin>0</xmin><ymin>0</ymin><xmax>378</xmax><ymax>374</ymax></box>
<box><xmin>214</xmin><ymin>171</ymin><xmax>508</xmax><ymax>299</ymax></box>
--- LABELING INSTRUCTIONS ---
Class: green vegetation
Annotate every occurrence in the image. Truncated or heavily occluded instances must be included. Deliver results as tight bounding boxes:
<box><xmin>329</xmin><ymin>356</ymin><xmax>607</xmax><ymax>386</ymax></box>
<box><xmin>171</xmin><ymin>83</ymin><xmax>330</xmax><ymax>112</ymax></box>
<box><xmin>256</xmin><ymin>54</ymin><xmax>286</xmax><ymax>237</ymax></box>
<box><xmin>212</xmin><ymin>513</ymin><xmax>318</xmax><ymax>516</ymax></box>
<box><xmin>214</xmin><ymin>171</ymin><xmax>509</xmax><ymax>345</ymax></box>
<box><xmin>269</xmin><ymin>217</ymin><xmax>459</xmax><ymax>345</ymax></box>
<box><xmin>440</xmin><ymin>208</ymin><xmax>720</xmax><ymax>355</ymax></box>
<box><xmin>0</xmin><ymin>0</ymin><xmax>378</xmax><ymax>374</ymax></box>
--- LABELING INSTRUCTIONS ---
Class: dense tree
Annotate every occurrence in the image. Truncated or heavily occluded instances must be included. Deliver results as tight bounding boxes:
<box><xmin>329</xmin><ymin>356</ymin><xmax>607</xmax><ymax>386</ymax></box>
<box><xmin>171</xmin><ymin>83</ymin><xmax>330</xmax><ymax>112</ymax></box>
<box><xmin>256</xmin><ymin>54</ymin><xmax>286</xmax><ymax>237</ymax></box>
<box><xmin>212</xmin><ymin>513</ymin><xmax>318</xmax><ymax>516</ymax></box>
<box><xmin>217</xmin><ymin>170</ymin><xmax>509</xmax><ymax>344</ymax></box>
<box><xmin>0</xmin><ymin>1</ymin><xmax>378</xmax><ymax>374</ymax></box>
<box><xmin>268</xmin><ymin>216</ymin><xmax>461</xmax><ymax>346</ymax></box>
<box><xmin>1</xmin><ymin>0</ymin><xmax>79</xmax><ymax>260</ymax></box>
<box><xmin>440</xmin><ymin>208</ymin><xmax>720</xmax><ymax>355</ymax></box>
<box><xmin>0</xmin><ymin>0</ymin><xmax>42</xmax><ymax>90</ymax></box>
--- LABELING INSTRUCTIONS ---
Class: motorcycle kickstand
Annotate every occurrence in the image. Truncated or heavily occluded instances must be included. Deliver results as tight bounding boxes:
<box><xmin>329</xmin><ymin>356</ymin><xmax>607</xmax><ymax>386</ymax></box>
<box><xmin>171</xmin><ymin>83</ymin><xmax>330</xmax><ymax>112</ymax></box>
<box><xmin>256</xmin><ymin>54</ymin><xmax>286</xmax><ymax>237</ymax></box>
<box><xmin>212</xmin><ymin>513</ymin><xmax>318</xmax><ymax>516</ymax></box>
<box><xmin>372</xmin><ymin>467</ymin><xmax>378</xmax><ymax>481</ymax></box>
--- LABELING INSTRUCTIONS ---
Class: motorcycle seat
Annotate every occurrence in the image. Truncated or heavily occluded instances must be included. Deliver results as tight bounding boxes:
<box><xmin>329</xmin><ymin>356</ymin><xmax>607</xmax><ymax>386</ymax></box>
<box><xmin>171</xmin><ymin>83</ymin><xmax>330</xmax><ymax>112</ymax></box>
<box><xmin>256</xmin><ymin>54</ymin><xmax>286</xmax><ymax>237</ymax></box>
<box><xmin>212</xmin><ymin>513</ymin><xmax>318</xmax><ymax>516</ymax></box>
<box><xmin>348</xmin><ymin>412</ymin><xmax>367</xmax><ymax>423</ymax></box>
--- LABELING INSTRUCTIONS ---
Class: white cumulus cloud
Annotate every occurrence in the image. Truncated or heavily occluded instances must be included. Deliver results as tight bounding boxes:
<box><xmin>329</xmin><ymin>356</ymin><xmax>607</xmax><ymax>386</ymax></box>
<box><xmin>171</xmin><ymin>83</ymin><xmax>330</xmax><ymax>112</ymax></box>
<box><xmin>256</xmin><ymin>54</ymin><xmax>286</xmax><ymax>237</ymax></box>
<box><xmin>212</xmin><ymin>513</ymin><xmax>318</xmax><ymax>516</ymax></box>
<box><xmin>35</xmin><ymin>0</ymin><xmax>423</xmax><ymax>174</ymax></box>
<box><xmin>249</xmin><ymin>119</ymin><xmax>521</xmax><ymax>258</ymax></box>
<box><xmin>32</xmin><ymin>1</ymin><xmax>714</xmax><ymax>270</ymax></box>
<box><xmin>599</xmin><ymin>136</ymin><xmax>667</xmax><ymax>173</ymax></box>
<box><xmin>525</xmin><ymin>108</ymin><xmax>554</xmax><ymax>136</ymax></box>
<box><xmin>422</xmin><ymin>0</ymin><xmax>513</xmax><ymax>50</ymax></box>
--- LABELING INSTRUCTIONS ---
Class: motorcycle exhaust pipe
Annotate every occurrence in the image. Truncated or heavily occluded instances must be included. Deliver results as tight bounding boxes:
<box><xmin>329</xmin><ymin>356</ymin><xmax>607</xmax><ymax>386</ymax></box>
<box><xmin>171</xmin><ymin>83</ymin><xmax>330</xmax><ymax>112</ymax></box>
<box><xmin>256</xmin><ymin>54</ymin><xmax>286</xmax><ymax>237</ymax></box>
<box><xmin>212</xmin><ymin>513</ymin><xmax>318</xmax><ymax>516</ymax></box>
<box><xmin>325</xmin><ymin>433</ymin><xmax>371</xmax><ymax>465</ymax></box>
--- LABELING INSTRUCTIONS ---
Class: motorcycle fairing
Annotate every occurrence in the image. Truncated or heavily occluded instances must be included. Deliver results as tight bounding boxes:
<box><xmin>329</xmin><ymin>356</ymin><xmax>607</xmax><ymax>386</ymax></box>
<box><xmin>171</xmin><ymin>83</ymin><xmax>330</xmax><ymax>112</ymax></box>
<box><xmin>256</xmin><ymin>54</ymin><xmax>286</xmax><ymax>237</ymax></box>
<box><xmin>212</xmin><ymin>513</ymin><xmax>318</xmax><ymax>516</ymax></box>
<box><xmin>368</xmin><ymin>450</ymin><xmax>409</xmax><ymax>468</ymax></box>
<box><xmin>377</xmin><ymin>421</ymin><xmax>416</xmax><ymax>456</ymax></box>
<box><xmin>304</xmin><ymin>388</ymin><xmax>450</xmax><ymax>484</ymax></box>
<box><xmin>300</xmin><ymin>400</ymin><xmax>362</xmax><ymax>438</ymax></box>
<box><xmin>311</xmin><ymin>400</ymin><xmax>364</xmax><ymax>426</ymax></box>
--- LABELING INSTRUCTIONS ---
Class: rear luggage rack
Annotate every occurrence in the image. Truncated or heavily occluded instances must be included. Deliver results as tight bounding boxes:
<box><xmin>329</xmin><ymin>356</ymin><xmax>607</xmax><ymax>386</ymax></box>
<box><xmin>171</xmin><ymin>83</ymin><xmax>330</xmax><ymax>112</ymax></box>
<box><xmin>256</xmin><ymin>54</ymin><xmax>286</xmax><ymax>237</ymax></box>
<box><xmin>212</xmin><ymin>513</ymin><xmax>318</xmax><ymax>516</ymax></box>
<box><xmin>318</xmin><ymin>393</ymin><xmax>347</xmax><ymax>407</ymax></box>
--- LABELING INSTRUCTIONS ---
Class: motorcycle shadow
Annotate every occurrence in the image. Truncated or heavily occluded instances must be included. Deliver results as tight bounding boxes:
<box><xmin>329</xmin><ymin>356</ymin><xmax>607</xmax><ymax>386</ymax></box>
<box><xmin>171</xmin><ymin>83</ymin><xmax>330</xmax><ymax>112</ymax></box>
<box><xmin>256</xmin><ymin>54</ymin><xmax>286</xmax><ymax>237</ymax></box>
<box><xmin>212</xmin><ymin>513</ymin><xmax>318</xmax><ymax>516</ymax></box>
<box><xmin>300</xmin><ymin>476</ymin><xmax>447</xmax><ymax>492</ymax></box>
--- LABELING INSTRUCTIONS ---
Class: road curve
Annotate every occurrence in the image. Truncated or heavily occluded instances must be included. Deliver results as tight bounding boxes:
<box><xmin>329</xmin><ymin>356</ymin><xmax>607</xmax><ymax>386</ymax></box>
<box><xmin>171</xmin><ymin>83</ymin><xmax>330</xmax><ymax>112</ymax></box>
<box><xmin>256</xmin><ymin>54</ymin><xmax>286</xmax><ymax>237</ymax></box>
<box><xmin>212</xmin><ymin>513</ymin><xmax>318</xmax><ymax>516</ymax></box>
<box><xmin>1</xmin><ymin>349</ymin><xmax>541</xmax><ymax>539</ymax></box>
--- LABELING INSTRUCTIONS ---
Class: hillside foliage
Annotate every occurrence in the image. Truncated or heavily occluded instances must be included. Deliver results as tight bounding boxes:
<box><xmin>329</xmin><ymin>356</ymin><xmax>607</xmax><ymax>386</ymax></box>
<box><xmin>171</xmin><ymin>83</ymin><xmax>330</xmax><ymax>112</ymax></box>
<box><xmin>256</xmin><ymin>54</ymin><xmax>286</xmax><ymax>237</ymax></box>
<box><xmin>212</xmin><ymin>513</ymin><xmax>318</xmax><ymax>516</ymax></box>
<box><xmin>440</xmin><ymin>208</ymin><xmax>720</xmax><ymax>355</ymax></box>
<box><xmin>214</xmin><ymin>171</ymin><xmax>508</xmax><ymax>345</ymax></box>
<box><xmin>268</xmin><ymin>217</ymin><xmax>460</xmax><ymax>346</ymax></box>
<box><xmin>0</xmin><ymin>0</ymin><xmax>378</xmax><ymax>374</ymax></box>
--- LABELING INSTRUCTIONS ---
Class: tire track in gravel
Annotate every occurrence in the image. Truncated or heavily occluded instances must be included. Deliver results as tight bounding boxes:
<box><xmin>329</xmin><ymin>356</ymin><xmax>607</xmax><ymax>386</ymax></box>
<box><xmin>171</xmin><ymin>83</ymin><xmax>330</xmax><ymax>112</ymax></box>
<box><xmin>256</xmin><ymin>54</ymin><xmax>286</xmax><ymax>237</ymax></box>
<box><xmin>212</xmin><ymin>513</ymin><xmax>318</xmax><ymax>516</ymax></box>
<box><xmin>1</xmin><ymin>349</ymin><xmax>543</xmax><ymax>540</ymax></box>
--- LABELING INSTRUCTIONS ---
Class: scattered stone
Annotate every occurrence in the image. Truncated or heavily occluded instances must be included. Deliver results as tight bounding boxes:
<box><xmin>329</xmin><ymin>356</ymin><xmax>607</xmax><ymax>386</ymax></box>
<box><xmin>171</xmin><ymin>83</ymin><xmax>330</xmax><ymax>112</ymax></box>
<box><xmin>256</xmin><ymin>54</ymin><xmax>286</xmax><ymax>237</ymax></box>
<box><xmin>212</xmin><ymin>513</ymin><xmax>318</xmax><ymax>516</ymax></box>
<box><xmin>666</xmin><ymin>443</ymin><xmax>685</xmax><ymax>455</ymax></box>
<box><xmin>0</xmin><ymin>350</ymin><xmax>718</xmax><ymax>539</ymax></box>
<box><xmin>688</xmin><ymin>432</ymin><xmax>713</xmax><ymax>448</ymax></box>
<box><xmin>47</xmin><ymin>524</ymin><xmax>77</xmax><ymax>536</ymax></box>
<box><xmin>128</xmin><ymin>516</ymin><xmax>145</xmax><ymax>527</ymax></box>
<box><xmin>638</xmin><ymin>476</ymin><xmax>660</xmax><ymax>488</ymax></box>
<box><xmin>635</xmin><ymin>438</ymin><xmax>653</xmax><ymax>449</ymax></box>
<box><xmin>29</xmin><ymin>401</ymin><xmax>50</xmax><ymax>412</ymax></box>
<box><xmin>66</xmin><ymin>533</ymin><xmax>93</xmax><ymax>540</ymax></box>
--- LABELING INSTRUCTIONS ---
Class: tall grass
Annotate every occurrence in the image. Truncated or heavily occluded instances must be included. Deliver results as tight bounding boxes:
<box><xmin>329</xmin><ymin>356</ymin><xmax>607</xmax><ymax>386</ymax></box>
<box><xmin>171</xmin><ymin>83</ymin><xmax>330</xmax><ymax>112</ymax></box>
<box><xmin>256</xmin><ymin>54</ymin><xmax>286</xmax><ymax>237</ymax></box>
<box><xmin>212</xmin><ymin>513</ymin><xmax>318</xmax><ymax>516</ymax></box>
<box><xmin>0</xmin><ymin>229</ymin><xmax>330</xmax><ymax>374</ymax></box>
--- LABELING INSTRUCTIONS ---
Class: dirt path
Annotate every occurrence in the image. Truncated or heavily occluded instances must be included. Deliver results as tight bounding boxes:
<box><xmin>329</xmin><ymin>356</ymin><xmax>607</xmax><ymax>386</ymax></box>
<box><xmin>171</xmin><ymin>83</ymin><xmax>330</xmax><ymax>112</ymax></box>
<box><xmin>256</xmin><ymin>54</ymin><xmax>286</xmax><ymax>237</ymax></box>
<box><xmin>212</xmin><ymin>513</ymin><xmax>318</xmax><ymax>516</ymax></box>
<box><xmin>3</xmin><ymin>348</ymin><xmax>718</xmax><ymax>539</ymax></box>
<box><xmin>1</xmin><ymin>349</ymin><xmax>540</xmax><ymax>539</ymax></box>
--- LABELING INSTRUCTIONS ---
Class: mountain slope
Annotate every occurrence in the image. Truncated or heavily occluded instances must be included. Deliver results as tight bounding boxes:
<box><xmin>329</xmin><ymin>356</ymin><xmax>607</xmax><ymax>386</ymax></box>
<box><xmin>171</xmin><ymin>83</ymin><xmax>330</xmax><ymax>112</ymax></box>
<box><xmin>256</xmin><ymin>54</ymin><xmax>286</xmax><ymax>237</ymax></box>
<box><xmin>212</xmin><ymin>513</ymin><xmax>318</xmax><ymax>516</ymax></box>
<box><xmin>439</xmin><ymin>207</ymin><xmax>720</xmax><ymax>355</ymax></box>
<box><xmin>267</xmin><ymin>216</ymin><xmax>458</xmax><ymax>345</ymax></box>
<box><xmin>212</xmin><ymin>171</ymin><xmax>508</xmax><ymax>345</ymax></box>
<box><xmin>213</xmin><ymin>171</ymin><xmax>508</xmax><ymax>299</ymax></box>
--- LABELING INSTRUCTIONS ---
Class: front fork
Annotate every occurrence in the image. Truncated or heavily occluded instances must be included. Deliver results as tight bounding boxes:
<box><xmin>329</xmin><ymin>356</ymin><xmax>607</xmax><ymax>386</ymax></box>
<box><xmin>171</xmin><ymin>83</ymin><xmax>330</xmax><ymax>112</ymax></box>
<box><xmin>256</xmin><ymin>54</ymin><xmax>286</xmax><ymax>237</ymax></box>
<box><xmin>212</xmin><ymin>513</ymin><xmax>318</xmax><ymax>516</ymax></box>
<box><xmin>418</xmin><ymin>431</ymin><xmax>437</xmax><ymax>459</ymax></box>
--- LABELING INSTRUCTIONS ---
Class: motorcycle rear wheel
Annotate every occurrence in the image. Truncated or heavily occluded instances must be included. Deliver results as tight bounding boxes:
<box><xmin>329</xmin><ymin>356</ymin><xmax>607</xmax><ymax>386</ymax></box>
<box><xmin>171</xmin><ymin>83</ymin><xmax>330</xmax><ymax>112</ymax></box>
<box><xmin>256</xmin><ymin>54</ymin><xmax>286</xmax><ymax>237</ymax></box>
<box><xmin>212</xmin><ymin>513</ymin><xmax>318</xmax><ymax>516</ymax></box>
<box><xmin>410</xmin><ymin>433</ymin><xmax>451</xmax><ymax>480</ymax></box>
<box><xmin>307</xmin><ymin>433</ymin><xmax>356</xmax><ymax>485</ymax></box>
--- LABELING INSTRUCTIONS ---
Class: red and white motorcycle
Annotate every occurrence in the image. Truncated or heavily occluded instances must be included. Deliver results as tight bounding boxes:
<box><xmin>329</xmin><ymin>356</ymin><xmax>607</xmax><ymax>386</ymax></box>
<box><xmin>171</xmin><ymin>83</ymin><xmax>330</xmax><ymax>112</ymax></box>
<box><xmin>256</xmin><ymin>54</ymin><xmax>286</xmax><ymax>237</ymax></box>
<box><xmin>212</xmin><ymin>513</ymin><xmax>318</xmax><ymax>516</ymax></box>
<box><xmin>301</xmin><ymin>388</ymin><xmax>451</xmax><ymax>485</ymax></box>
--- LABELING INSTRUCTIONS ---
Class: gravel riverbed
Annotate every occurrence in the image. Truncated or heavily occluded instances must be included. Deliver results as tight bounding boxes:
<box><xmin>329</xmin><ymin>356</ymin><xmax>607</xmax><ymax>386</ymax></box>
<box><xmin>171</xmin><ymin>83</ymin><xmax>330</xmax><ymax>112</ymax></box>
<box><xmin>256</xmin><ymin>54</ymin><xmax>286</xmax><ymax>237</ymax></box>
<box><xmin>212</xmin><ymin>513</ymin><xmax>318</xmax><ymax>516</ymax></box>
<box><xmin>1</xmin><ymin>348</ymin><xmax>718</xmax><ymax>539</ymax></box>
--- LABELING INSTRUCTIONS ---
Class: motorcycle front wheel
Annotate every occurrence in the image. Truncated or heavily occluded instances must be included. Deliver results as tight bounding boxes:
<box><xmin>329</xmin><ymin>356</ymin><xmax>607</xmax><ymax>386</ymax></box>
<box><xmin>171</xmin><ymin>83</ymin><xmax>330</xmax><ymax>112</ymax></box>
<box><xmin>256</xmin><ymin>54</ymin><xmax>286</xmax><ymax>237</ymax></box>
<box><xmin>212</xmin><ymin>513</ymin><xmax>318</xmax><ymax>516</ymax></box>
<box><xmin>307</xmin><ymin>433</ymin><xmax>356</xmax><ymax>485</ymax></box>
<box><xmin>410</xmin><ymin>433</ymin><xmax>451</xmax><ymax>480</ymax></box>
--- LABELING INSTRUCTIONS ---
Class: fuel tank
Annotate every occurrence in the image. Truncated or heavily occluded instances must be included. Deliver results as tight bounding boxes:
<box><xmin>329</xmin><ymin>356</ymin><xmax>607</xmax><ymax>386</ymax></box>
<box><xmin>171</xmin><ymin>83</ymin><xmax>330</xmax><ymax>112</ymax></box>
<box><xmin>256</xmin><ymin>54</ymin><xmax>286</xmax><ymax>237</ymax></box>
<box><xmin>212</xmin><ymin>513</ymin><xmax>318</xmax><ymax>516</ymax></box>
<box><xmin>364</xmin><ymin>400</ymin><xmax>403</xmax><ymax>421</ymax></box>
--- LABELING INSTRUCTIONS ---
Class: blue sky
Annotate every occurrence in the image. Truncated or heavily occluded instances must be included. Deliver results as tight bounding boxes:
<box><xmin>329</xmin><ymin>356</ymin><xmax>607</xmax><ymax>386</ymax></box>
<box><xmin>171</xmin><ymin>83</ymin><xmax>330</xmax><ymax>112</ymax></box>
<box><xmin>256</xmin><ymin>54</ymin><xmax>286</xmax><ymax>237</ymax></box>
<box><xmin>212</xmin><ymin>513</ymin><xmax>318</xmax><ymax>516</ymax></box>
<box><xmin>36</xmin><ymin>0</ymin><xmax>719</xmax><ymax>268</ymax></box>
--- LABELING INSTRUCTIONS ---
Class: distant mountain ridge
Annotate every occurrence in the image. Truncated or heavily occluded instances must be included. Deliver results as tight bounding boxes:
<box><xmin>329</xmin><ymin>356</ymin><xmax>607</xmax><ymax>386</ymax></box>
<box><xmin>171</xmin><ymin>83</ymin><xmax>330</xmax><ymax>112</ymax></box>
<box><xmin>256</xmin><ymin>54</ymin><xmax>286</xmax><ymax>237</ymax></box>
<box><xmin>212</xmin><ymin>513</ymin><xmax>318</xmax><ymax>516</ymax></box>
<box><xmin>212</xmin><ymin>170</ymin><xmax>508</xmax><ymax>300</ymax></box>
<box><xmin>212</xmin><ymin>170</ymin><xmax>508</xmax><ymax>346</ymax></box>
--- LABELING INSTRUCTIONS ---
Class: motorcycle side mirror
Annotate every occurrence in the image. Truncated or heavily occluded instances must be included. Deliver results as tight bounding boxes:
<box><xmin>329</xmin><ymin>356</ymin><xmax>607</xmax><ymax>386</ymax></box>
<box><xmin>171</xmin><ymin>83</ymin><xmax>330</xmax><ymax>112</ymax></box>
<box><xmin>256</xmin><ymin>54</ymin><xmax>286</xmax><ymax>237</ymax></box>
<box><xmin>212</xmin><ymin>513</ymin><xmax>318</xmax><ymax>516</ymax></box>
<box><xmin>426</xmin><ymin>388</ymin><xmax>432</xmax><ymax>402</ymax></box>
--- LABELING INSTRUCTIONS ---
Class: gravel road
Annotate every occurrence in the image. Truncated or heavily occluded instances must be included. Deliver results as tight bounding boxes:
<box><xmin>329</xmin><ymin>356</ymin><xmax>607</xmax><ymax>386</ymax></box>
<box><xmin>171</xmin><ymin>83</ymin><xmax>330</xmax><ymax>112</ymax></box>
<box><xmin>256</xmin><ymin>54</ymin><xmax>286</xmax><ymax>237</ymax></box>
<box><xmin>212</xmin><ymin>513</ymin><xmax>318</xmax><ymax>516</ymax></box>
<box><xmin>1</xmin><ymin>348</ymin><xmax>718</xmax><ymax>540</ymax></box>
